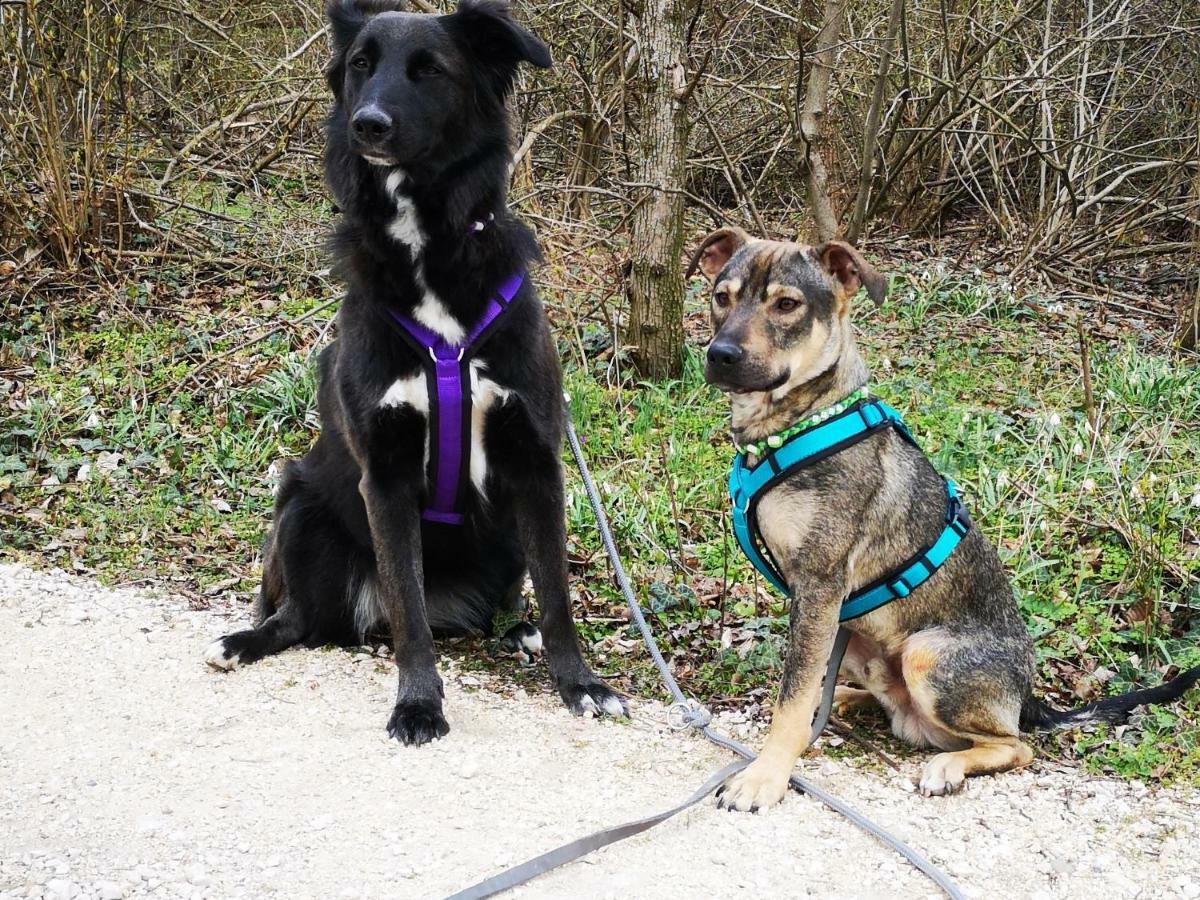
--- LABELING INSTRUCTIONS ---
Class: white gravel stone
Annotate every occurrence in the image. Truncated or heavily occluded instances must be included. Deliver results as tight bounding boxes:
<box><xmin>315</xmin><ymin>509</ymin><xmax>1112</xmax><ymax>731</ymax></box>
<box><xmin>42</xmin><ymin>880</ymin><xmax>76</xmax><ymax>900</ymax></box>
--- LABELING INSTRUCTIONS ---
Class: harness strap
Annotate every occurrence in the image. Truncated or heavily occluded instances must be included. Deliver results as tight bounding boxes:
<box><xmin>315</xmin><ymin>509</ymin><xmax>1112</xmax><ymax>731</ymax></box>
<box><xmin>840</xmin><ymin>482</ymin><xmax>970</xmax><ymax>620</ymax></box>
<box><xmin>729</xmin><ymin>398</ymin><xmax>970</xmax><ymax>622</ymax></box>
<box><xmin>387</xmin><ymin>273</ymin><xmax>524</xmax><ymax>525</ymax></box>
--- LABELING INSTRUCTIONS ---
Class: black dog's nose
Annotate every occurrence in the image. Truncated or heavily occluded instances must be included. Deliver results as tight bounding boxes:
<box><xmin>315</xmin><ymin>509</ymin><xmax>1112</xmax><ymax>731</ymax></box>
<box><xmin>707</xmin><ymin>340</ymin><xmax>745</xmax><ymax>368</ymax></box>
<box><xmin>351</xmin><ymin>107</ymin><xmax>393</xmax><ymax>141</ymax></box>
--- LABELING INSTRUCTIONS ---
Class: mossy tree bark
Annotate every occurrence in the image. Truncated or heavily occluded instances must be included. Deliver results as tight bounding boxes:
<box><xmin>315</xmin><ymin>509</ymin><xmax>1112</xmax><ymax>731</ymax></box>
<box><xmin>625</xmin><ymin>0</ymin><xmax>695</xmax><ymax>380</ymax></box>
<box><xmin>796</xmin><ymin>0</ymin><xmax>849</xmax><ymax>243</ymax></box>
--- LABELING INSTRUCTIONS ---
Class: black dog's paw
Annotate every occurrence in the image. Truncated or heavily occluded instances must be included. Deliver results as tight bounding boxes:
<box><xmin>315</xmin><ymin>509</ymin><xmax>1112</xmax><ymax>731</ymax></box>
<box><xmin>205</xmin><ymin>636</ymin><xmax>241</xmax><ymax>671</ymax></box>
<box><xmin>558</xmin><ymin>678</ymin><xmax>628</xmax><ymax>719</ymax></box>
<box><xmin>498</xmin><ymin>621</ymin><xmax>542</xmax><ymax>666</ymax></box>
<box><xmin>204</xmin><ymin>630</ymin><xmax>266</xmax><ymax>671</ymax></box>
<box><xmin>386</xmin><ymin>700</ymin><xmax>450</xmax><ymax>746</ymax></box>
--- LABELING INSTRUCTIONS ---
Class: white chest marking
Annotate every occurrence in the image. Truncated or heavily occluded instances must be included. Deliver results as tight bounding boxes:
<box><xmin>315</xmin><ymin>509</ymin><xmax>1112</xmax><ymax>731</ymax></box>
<box><xmin>468</xmin><ymin>361</ymin><xmax>511</xmax><ymax>495</ymax></box>
<box><xmin>384</xmin><ymin>169</ymin><xmax>409</xmax><ymax>195</ymax></box>
<box><xmin>386</xmin><ymin>193</ymin><xmax>426</xmax><ymax>253</ymax></box>
<box><xmin>412</xmin><ymin>294</ymin><xmax>467</xmax><ymax>344</ymax></box>
<box><xmin>378</xmin><ymin>375</ymin><xmax>428</xmax><ymax>413</ymax></box>
<box><xmin>383</xmin><ymin>170</ymin><xmax>465</xmax><ymax>344</ymax></box>
<box><xmin>378</xmin><ymin>375</ymin><xmax>431</xmax><ymax>471</ymax></box>
<box><xmin>376</xmin><ymin>365</ymin><xmax>512</xmax><ymax>497</ymax></box>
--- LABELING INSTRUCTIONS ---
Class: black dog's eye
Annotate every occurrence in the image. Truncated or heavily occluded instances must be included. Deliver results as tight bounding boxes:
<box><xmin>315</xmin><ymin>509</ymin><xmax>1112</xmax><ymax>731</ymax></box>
<box><xmin>415</xmin><ymin>63</ymin><xmax>442</xmax><ymax>78</ymax></box>
<box><xmin>713</xmin><ymin>291</ymin><xmax>730</xmax><ymax>308</ymax></box>
<box><xmin>350</xmin><ymin>56</ymin><xmax>369</xmax><ymax>71</ymax></box>
<box><xmin>775</xmin><ymin>297</ymin><xmax>801</xmax><ymax>313</ymax></box>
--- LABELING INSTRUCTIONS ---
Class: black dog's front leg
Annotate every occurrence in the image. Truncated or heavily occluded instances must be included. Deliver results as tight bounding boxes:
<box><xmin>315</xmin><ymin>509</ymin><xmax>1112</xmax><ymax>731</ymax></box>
<box><xmin>512</xmin><ymin>462</ymin><xmax>627</xmax><ymax>718</ymax></box>
<box><xmin>359</xmin><ymin>472</ymin><xmax>449</xmax><ymax>745</ymax></box>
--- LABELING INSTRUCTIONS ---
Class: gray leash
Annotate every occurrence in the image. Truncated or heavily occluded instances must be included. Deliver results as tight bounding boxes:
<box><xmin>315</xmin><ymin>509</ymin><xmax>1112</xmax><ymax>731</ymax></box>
<box><xmin>810</xmin><ymin>626</ymin><xmax>852</xmax><ymax>744</ymax></box>
<box><xmin>444</xmin><ymin>760</ymin><xmax>749</xmax><ymax>900</ymax></box>
<box><xmin>444</xmin><ymin>410</ymin><xmax>966</xmax><ymax>900</ymax></box>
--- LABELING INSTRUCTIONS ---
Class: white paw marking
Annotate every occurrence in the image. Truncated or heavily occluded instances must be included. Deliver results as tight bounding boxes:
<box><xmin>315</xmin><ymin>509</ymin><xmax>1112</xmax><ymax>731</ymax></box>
<box><xmin>517</xmin><ymin>628</ymin><xmax>542</xmax><ymax>655</ymax></box>
<box><xmin>205</xmin><ymin>639</ymin><xmax>239</xmax><ymax>671</ymax></box>
<box><xmin>600</xmin><ymin>694</ymin><xmax>626</xmax><ymax>717</ymax></box>
<box><xmin>578</xmin><ymin>695</ymin><xmax>599</xmax><ymax>717</ymax></box>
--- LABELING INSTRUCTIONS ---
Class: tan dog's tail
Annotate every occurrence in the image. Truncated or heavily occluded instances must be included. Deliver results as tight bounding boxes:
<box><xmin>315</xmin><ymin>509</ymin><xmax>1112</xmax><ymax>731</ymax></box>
<box><xmin>1020</xmin><ymin>665</ymin><xmax>1200</xmax><ymax>731</ymax></box>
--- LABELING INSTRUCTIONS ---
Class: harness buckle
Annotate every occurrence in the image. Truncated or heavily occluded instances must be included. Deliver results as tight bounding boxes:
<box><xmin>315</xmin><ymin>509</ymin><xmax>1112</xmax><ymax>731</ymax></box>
<box><xmin>946</xmin><ymin>494</ymin><xmax>970</xmax><ymax>536</ymax></box>
<box><xmin>857</xmin><ymin>401</ymin><xmax>882</xmax><ymax>431</ymax></box>
<box><xmin>429</xmin><ymin>346</ymin><xmax>466</xmax><ymax>363</ymax></box>
<box><xmin>888</xmin><ymin>575</ymin><xmax>913</xmax><ymax>598</ymax></box>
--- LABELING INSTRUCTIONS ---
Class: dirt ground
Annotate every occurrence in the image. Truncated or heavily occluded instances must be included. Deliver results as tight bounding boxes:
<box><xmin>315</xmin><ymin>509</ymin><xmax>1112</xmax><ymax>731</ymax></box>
<box><xmin>2</xmin><ymin>563</ymin><xmax>1198</xmax><ymax>900</ymax></box>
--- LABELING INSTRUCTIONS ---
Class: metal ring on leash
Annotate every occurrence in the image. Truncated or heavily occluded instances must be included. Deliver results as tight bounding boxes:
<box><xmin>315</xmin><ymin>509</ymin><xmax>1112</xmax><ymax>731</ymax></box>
<box><xmin>666</xmin><ymin>698</ymin><xmax>712</xmax><ymax>731</ymax></box>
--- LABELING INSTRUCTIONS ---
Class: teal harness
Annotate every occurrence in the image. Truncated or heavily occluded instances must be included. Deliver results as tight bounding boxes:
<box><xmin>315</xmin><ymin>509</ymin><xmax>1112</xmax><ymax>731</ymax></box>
<box><xmin>729</xmin><ymin>396</ymin><xmax>971</xmax><ymax>621</ymax></box>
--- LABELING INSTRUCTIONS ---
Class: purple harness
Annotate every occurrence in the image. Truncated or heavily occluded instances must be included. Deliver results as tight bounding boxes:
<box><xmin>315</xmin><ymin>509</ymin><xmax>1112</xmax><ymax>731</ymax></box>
<box><xmin>386</xmin><ymin>272</ymin><xmax>524</xmax><ymax>526</ymax></box>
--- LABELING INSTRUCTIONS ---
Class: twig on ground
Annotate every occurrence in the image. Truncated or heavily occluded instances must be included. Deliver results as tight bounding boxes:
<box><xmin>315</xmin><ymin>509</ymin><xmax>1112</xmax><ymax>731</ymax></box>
<box><xmin>829</xmin><ymin>716</ymin><xmax>902</xmax><ymax>771</ymax></box>
<box><xmin>160</xmin><ymin>298</ymin><xmax>339</xmax><ymax>404</ymax></box>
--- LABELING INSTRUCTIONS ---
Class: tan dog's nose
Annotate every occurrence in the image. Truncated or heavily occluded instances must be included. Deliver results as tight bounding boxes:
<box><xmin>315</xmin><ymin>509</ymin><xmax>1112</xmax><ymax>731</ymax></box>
<box><xmin>707</xmin><ymin>340</ymin><xmax>745</xmax><ymax>368</ymax></box>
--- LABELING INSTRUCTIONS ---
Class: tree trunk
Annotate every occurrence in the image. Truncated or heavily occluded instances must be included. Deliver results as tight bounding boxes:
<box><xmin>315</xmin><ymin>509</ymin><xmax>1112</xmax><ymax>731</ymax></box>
<box><xmin>1181</xmin><ymin>139</ymin><xmax>1200</xmax><ymax>352</ymax></box>
<box><xmin>847</xmin><ymin>0</ymin><xmax>906</xmax><ymax>243</ymax></box>
<box><xmin>796</xmin><ymin>0</ymin><xmax>849</xmax><ymax>242</ymax></box>
<box><xmin>625</xmin><ymin>0</ymin><xmax>693</xmax><ymax>380</ymax></box>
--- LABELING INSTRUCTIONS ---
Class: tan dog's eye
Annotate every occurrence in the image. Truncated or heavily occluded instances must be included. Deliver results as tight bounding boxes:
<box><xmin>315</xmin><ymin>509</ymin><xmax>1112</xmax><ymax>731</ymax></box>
<box><xmin>713</xmin><ymin>291</ymin><xmax>730</xmax><ymax>308</ymax></box>
<box><xmin>775</xmin><ymin>297</ymin><xmax>801</xmax><ymax>313</ymax></box>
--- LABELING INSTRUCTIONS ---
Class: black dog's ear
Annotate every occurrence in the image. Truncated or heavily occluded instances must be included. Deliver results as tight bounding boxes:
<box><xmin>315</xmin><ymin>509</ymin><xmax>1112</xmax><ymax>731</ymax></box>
<box><xmin>325</xmin><ymin>0</ymin><xmax>368</xmax><ymax>95</ymax></box>
<box><xmin>325</xmin><ymin>0</ymin><xmax>407</xmax><ymax>94</ymax></box>
<box><xmin>442</xmin><ymin>0</ymin><xmax>552</xmax><ymax>97</ymax></box>
<box><xmin>685</xmin><ymin>227</ymin><xmax>751</xmax><ymax>281</ymax></box>
<box><xmin>814</xmin><ymin>241</ymin><xmax>888</xmax><ymax>308</ymax></box>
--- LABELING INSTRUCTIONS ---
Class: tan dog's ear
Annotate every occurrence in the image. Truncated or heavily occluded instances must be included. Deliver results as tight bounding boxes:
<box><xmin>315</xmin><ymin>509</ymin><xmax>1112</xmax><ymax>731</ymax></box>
<box><xmin>685</xmin><ymin>227</ymin><xmax>751</xmax><ymax>281</ymax></box>
<box><xmin>815</xmin><ymin>241</ymin><xmax>887</xmax><ymax>307</ymax></box>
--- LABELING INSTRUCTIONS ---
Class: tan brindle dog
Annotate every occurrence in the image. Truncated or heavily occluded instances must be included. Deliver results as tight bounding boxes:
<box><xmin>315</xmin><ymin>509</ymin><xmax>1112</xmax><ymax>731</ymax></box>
<box><xmin>687</xmin><ymin>228</ymin><xmax>1200</xmax><ymax>810</ymax></box>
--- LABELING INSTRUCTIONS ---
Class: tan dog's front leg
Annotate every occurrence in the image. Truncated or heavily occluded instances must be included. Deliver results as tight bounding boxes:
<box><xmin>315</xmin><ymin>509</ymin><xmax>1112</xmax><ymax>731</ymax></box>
<box><xmin>718</xmin><ymin>586</ymin><xmax>843</xmax><ymax>812</ymax></box>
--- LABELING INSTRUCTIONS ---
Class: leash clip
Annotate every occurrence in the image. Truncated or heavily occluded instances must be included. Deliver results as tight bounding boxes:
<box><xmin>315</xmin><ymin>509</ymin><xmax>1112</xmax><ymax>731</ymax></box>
<box><xmin>666</xmin><ymin>698</ymin><xmax>712</xmax><ymax>731</ymax></box>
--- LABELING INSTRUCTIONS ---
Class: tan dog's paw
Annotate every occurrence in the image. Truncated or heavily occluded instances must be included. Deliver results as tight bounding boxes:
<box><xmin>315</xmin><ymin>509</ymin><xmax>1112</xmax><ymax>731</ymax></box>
<box><xmin>716</xmin><ymin>758</ymin><xmax>791</xmax><ymax>812</ymax></box>
<box><xmin>918</xmin><ymin>753</ymin><xmax>966</xmax><ymax>797</ymax></box>
<box><xmin>832</xmin><ymin>686</ymin><xmax>877</xmax><ymax>717</ymax></box>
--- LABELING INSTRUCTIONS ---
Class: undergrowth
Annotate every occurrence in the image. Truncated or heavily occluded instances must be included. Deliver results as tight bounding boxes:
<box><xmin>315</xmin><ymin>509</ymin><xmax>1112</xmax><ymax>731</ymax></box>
<box><xmin>2</xmin><ymin>242</ymin><xmax>1198</xmax><ymax>783</ymax></box>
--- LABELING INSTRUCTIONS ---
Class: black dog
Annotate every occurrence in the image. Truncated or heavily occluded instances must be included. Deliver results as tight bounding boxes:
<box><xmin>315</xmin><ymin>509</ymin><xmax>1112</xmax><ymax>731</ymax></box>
<box><xmin>207</xmin><ymin>0</ymin><xmax>625</xmax><ymax>744</ymax></box>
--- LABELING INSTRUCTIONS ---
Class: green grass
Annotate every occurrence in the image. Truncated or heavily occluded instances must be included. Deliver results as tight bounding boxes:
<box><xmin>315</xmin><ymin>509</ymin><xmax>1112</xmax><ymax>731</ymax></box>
<box><xmin>3</xmin><ymin>262</ymin><xmax>1198</xmax><ymax>782</ymax></box>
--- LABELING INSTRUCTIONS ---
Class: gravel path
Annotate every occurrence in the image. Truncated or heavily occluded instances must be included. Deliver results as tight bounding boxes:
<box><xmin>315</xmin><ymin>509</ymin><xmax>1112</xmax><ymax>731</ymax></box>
<box><xmin>1</xmin><ymin>563</ymin><xmax>1198</xmax><ymax>900</ymax></box>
